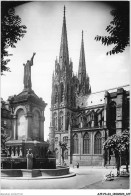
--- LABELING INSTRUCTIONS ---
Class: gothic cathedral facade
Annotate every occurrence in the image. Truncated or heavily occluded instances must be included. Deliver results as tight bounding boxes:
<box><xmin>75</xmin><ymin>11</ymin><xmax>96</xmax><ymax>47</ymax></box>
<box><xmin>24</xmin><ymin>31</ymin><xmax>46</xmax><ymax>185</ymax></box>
<box><xmin>49</xmin><ymin>7</ymin><xmax>130</xmax><ymax>166</ymax></box>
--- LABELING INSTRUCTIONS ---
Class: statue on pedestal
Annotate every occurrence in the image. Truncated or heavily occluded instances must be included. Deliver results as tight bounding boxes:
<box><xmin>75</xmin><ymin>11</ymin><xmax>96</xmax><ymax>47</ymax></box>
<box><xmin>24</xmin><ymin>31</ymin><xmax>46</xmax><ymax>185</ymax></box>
<box><xmin>23</xmin><ymin>53</ymin><xmax>36</xmax><ymax>90</ymax></box>
<box><xmin>26</xmin><ymin>149</ymin><xmax>33</xmax><ymax>169</ymax></box>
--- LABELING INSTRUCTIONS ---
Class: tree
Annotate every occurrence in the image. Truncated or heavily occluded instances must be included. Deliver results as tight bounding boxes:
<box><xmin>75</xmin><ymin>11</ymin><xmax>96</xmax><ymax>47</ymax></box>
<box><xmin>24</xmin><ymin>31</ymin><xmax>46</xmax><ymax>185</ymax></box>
<box><xmin>103</xmin><ymin>130</ymin><xmax>129</xmax><ymax>175</ymax></box>
<box><xmin>95</xmin><ymin>2</ymin><xmax>129</xmax><ymax>55</ymax></box>
<box><xmin>59</xmin><ymin>141</ymin><xmax>68</xmax><ymax>165</ymax></box>
<box><xmin>1</xmin><ymin>127</ymin><xmax>10</xmax><ymax>153</ymax></box>
<box><xmin>1</xmin><ymin>3</ymin><xmax>27</xmax><ymax>74</ymax></box>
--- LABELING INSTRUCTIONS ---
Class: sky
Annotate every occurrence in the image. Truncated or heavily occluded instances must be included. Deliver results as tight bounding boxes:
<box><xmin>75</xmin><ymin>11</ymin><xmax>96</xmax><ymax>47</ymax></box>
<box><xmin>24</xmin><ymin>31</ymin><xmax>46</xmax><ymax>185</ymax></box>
<box><xmin>1</xmin><ymin>1</ymin><xmax>130</xmax><ymax>140</ymax></box>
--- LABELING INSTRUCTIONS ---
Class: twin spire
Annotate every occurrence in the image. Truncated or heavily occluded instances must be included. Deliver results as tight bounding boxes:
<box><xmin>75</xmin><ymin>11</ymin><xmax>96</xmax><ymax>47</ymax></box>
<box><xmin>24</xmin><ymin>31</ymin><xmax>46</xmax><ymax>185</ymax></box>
<box><xmin>59</xmin><ymin>6</ymin><xmax>86</xmax><ymax>77</ymax></box>
<box><xmin>58</xmin><ymin>6</ymin><xmax>90</xmax><ymax>95</ymax></box>
<box><xmin>64</xmin><ymin>5</ymin><xmax>66</xmax><ymax>19</ymax></box>
<box><xmin>59</xmin><ymin>6</ymin><xmax>69</xmax><ymax>69</ymax></box>
<box><xmin>78</xmin><ymin>30</ymin><xmax>86</xmax><ymax>84</ymax></box>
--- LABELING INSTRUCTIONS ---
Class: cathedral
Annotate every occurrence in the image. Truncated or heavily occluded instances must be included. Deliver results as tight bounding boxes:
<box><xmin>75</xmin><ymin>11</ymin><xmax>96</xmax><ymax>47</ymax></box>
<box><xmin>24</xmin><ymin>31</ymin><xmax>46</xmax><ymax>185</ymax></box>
<box><xmin>49</xmin><ymin>7</ymin><xmax>130</xmax><ymax>166</ymax></box>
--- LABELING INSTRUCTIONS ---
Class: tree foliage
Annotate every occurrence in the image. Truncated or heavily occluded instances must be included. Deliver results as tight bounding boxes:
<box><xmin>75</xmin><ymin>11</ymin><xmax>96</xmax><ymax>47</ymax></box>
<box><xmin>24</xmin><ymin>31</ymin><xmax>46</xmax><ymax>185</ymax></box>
<box><xmin>1</xmin><ymin>5</ymin><xmax>27</xmax><ymax>74</ymax></box>
<box><xmin>1</xmin><ymin>127</ymin><xmax>10</xmax><ymax>151</ymax></box>
<box><xmin>103</xmin><ymin>129</ymin><xmax>129</xmax><ymax>154</ymax></box>
<box><xmin>103</xmin><ymin>130</ymin><xmax>129</xmax><ymax>173</ymax></box>
<box><xmin>95</xmin><ymin>3</ymin><xmax>129</xmax><ymax>55</ymax></box>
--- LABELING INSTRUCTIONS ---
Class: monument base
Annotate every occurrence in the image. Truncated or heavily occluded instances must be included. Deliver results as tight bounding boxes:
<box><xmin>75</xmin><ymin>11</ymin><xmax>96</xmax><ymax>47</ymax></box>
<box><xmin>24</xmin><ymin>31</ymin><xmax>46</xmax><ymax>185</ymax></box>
<box><xmin>5</xmin><ymin>140</ymin><xmax>49</xmax><ymax>159</ymax></box>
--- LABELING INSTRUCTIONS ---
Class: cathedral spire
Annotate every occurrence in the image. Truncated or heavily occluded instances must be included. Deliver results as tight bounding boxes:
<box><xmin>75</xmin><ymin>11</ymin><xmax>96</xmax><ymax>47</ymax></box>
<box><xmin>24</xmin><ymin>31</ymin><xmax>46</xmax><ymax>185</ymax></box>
<box><xmin>78</xmin><ymin>31</ymin><xmax>91</xmax><ymax>95</ymax></box>
<box><xmin>59</xmin><ymin>6</ymin><xmax>69</xmax><ymax>70</ymax></box>
<box><xmin>78</xmin><ymin>30</ymin><xmax>86</xmax><ymax>83</ymax></box>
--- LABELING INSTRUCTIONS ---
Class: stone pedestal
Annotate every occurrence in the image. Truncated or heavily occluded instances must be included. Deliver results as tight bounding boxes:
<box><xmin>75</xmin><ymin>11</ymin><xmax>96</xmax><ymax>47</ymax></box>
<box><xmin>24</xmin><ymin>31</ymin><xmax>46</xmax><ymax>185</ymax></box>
<box><xmin>26</xmin><ymin>152</ymin><xmax>33</xmax><ymax>169</ymax></box>
<box><xmin>3</xmin><ymin>55</ymin><xmax>53</xmax><ymax>170</ymax></box>
<box><xmin>5</xmin><ymin>140</ymin><xmax>49</xmax><ymax>159</ymax></box>
<box><xmin>22</xmin><ymin>169</ymin><xmax>32</xmax><ymax>177</ymax></box>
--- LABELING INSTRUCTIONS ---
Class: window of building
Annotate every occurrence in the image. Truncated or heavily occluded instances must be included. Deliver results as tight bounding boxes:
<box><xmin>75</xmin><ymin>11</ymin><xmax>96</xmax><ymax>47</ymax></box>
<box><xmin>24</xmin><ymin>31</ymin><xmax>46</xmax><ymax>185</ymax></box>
<box><xmin>60</xmin><ymin>83</ymin><xmax>64</xmax><ymax>102</ymax></box>
<box><xmin>71</xmin><ymin>86</ymin><xmax>73</xmax><ymax>106</ymax></box>
<box><xmin>59</xmin><ymin>116</ymin><xmax>63</xmax><ymax>130</ymax></box>
<box><xmin>94</xmin><ymin>112</ymin><xmax>98</xmax><ymax>127</ymax></box>
<box><xmin>55</xmin><ymin>137</ymin><xmax>58</xmax><ymax>144</ymax></box>
<box><xmin>55</xmin><ymin>117</ymin><xmax>57</xmax><ymax>128</ymax></box>
<box><xmin>63</xmin><ymin>136</ymin><xmax>68</xmax><ymax>143</ymax></box>
<box><xmin>83</xmin><ymin>133</ymin><xmax>90</xmax><ymax>154</ymax></box>
<box><xmin>64</xmin><ymin>150</ymin><xmax>68</xmax><ymax>159</ymax></box>
<box><xmin>66</xmin><ymin>112</ymin><xmax>70</xmax><ymax>130</ymax></box>
<box><xmin>72</xmin><ymin>134</ymin><xmax>79</xmax><ymax>154</ymax></box>
<box><xmin>54</xmin><ymin>85</ymin><xmax>58</xmax><ymax>104</ymax></box>
<box><xmin>109</xmin><ymin>101</ymin><xmax>116</xmax><ymax>135</ymax></box>
<box><xmin>59</xmin><ymin>111</ymin><xmax>63</xmax><ymax>130</ymax></box>
<box><xmin>94</xmin><ymin>132</ymin><xmax>102</xmax><ymax>154</ymax></box>
<box><xmin>53</xmin><ymin>113</ymin><xmax>57</xmax><ymax>130</ymax></box>
<box><xmin>67</xmin><ymin>84</ymin><xmax>69</xmax><ymax>103</ymax></box>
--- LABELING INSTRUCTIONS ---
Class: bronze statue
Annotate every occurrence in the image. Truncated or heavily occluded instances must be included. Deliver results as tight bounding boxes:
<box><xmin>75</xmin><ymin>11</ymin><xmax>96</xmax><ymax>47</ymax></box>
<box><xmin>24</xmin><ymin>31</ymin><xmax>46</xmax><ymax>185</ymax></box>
<box><xmin>23</xmin><ymin>53</ymin><xmax>36</xmax><ymax>90</ymax></box>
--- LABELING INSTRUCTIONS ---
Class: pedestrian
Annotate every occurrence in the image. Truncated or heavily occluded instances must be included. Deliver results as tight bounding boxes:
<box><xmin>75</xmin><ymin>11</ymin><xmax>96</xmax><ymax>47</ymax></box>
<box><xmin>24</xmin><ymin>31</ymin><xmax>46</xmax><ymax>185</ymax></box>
<box><xmin>77</xmin><ymin>162</ymin><xmax>79</xmax><ymax>168</ymax></box>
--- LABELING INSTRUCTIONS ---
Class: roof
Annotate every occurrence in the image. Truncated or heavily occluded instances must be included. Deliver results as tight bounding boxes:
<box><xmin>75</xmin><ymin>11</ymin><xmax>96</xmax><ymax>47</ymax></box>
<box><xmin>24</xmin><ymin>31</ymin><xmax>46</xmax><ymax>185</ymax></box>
<box><xmin>76</xmin><ymin>84</ymin><xmax>130</xmax><ymax>108</ymax></box>
<box><xmin>76</xmin><ymin>91</ymin><xmax>105</xmax><ymax>108</ymax></box>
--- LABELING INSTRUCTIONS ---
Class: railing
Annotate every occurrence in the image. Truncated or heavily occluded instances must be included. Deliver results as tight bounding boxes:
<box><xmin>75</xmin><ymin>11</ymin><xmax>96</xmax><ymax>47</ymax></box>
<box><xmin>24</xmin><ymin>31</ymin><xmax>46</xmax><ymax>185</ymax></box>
<box><xmin>5</xmin><ymin>145</ymin><xmax>24</xmax><ymax>157</ymax></box>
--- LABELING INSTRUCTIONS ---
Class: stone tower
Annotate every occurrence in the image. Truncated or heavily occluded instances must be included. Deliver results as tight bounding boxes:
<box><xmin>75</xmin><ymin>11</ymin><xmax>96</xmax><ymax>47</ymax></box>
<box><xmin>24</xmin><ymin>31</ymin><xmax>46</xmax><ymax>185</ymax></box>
<box><xmin>49</xmin><ymin>6</ymin><xmax>75</xmax><ymax>158</ymax></box>
<box><xmin>49</xmin><ymin>7</ymin><xmax>91</xmax><ymax>164</ymax></box>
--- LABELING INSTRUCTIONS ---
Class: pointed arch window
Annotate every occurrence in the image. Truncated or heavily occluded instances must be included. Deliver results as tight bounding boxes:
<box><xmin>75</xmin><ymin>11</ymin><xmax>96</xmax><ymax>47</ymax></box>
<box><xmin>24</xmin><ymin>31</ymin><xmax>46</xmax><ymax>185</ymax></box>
<box><xmin>67</xmin><ymin>112</ymin><xmax>70</xmax><ymax>130</ymax></box>
<box><xmin>94</xmin><ymin>132</ymin><xmax>102</xmax><ymax>154</ymax></box>
<box><xmin>60</xmin><ymin>83</ymin><xmax>64</xmax><ymax>102</ymax></box>
<box><xmin>53</xmin><ymin>112</ymin><xmax>57</xmax><ymax>130</ymax></box>
<box><xmin>109</xmin><ymin>101</ymin><xmax>116</xmax><ymax>135</ymax></box>
<box><xmin>54</xmin><ymin>85</ymin><xmax>58</xmax><ymax>103</ymax></box>
<box><xmin>71</xmin><ymin>86</ymin><xmax>73</xmax><ymax>105</ymax></box>
<box><xmin>64</xmin><ymin>150</ymin><xmax>68</xmax><ymax>160</ymax></box>
<box><xmin>83</xmin><ymin>133</ymin><xmax>90</xmax><ymax>154</ymax></box>
<box><xmin>72</xmin><ymin>134</ymin><xmax>79</xmax><ymax>154</ymax></box>
<box><xmin>67</xmin><ymin>84</ymin><xmax>69</xmax><ymax>103</ymax></box>
<box><xmin>63</xmin><ymin>136</ymin><xmax>68</xmax><ymax>143</ymax></box>
<box><xmin>59</xmin><ymin>111</ymin><xmax>64</xmax><ymax>130</ymax></box>
<box><xmin>55</xmin><ymin>137</ymin><xmax>58</xmax><ymax>144</ymax></box>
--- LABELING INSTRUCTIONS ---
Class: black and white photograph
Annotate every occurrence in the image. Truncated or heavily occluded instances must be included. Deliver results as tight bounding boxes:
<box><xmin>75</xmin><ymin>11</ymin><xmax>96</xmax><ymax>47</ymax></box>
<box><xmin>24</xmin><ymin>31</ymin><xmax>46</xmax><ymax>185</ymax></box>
<box><xmin>1</xmin><ymin>1</ymin><xmax>130</xmax><ymax>195</ymax></box>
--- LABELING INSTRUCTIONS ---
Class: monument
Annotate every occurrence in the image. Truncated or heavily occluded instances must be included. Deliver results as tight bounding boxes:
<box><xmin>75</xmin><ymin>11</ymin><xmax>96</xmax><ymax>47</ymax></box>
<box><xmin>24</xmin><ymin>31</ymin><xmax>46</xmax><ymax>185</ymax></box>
<box><xmin>2</xmin><ymin>53</ymin><xmax>55</xmax><ymax>169</ymax></box>
<box><xmin>1</xmin><ymin>8</ymin><xmax>76</xmax><ymax>178</ymax></box>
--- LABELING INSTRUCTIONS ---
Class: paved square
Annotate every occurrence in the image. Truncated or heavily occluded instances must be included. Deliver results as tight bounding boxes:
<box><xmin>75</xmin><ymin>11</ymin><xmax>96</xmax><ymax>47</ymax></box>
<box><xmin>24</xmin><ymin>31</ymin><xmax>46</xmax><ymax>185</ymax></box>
<box><xmin>1</xmin><ymin>167</ymin><xmax>129</xmax><ymax>189</ymax></box>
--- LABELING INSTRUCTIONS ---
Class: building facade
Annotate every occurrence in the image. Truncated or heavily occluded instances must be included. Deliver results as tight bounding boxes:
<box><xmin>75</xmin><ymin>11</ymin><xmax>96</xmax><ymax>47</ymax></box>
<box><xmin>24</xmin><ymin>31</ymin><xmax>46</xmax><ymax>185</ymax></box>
<box><xmin>49</xmin><ymin>7</ymin><xmax>130</xmax><ymax>166</ymax></box>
